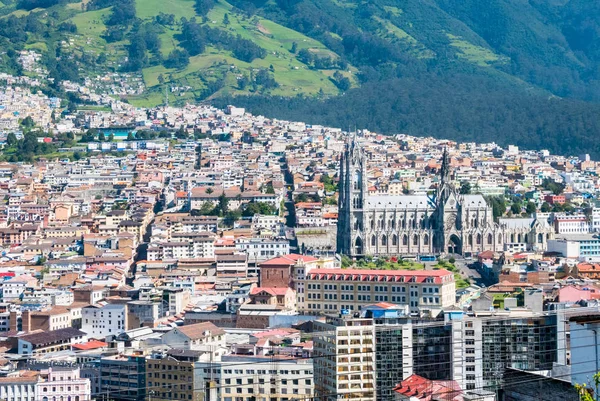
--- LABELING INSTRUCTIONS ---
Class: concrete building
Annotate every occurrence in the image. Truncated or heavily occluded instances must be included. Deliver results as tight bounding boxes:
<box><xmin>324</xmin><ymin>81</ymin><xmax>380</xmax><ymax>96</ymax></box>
<box><xmin>303</xmin><ymin>268</ymin><xmax>456</xmax><ymax>314</ymax></box>
<box><xmin>0</xmin><ymin>375</ymin><xmax>38</xmax><ymax>401</ymax></box>
<box><xmin>146</xmin><ymin>349</ymin><xmax>204</xmax><ymax>401</ymax></box>
<box><xmin>82</xmin><ymin>304</ymin><xmax>127</xmax><ymax>338</ymax></box>
<box><xmin>100</xmin><ymin>354</ymin><xmax>146</xmax><ymax>401</ymax></box>
<box><xmin>36</xmin><ymin>367</ymin><xmax>91</xmax><ymax>401</ymax></box>
<box><xmin>196</xmin><ymin>355</ymin><xmax>314</xmax><ymax>401</ymax></box>
<box><xmin>569</xmin><ymin>315</ymin><xmax>600</xmax><ymax>395</ymax></box>
<box><xmin>235</xmin><ymin>237</ymin><xmax>290</xmax><ymax>263</ymax></box>
<box><xmin>313</xmin><ymin>314</ymin><xmax>376</xmax><ymax>401</ymax></box>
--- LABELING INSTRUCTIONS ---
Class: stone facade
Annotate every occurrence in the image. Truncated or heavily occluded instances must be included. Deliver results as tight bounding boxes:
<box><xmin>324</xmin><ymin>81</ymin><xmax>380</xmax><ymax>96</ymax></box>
<box><xmin>336</xmin><ymin>138</ymin><xmax>554</xmax><ymax>257</ymax></box>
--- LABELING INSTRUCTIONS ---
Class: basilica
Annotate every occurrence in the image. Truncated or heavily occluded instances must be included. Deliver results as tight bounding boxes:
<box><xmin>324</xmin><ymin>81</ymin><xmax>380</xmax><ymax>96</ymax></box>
<box><xmin>336</xmin><ymin>138</ymin><xmax>554</xmax><ymax>258</ymax></box>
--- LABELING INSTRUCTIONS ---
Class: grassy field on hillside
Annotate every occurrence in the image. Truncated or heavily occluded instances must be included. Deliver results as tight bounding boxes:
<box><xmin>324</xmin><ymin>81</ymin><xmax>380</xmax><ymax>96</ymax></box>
<box><xmin>135</xmin><ymin>0</ymin><xmax>195</xmax><ymax>20</ymax></box>
<box><xmin>447</xmin><ymin>34</ymin><xmax>509</xmax><ymax>66</ymax></box>
<box><xmin>373</xmin><ymin>16</ymin><xmax>435</xmax><ymax>59</ymax></box>
<box><xmin>135</xmin><ymin>0</ymin><xmax>342</xmax><ymax>100</ymax></box>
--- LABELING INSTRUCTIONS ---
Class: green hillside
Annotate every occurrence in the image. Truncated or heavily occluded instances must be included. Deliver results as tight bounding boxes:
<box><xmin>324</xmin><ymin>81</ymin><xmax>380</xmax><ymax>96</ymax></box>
<box><xmin>1</xmin><ymin>0</ymin><xmax>600</xmax><ymax>156</ymax></box>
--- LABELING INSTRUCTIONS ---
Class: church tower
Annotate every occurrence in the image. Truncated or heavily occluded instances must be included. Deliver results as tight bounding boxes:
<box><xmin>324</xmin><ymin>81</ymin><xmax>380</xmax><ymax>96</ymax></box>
<box><xmin>434</xmin><ymin>148</ymin><xmax>461</xmax><ymax>253</ymax></box>
<box><xmin>337</xmin><ymin>135</ymin><xmax>368</xmax><ymax>257</ymax></box>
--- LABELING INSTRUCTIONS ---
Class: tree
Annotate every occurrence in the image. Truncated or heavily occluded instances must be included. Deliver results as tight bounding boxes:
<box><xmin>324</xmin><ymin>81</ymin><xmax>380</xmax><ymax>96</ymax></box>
<box><xmin>217</xmin><ymin>193</ymin><xmax>229</xmax><ymax>216</ymax></box>
<box><xmin>340</xmin><ymin>255</ymin><xmax>352</xmax><ymax>268</ymax></box>
<box><xmin>575</xmin><ymin>372</ymin><xmax>600</xmax><ymax>401</ymax></box>
<box><xmin>6</xmin><ymin>133</ymin><xmax>17</xmax><ymax>147</ymax></box>
<box><xmin>108</xmin><ymin>133</ymin><xmax>115</xmax><ymax>142</ymax></box>
<box><xmin>542</xmin><ymin>178</ymin><xmax>565</xmax><ymax>195</ymax></box>
<box><xmin>98</xmin><ymin>132</ymin><xmax>106</xmax><ymax>142</ymax></box>
<box><xmin>459</xmin><ymin>181</ymin><xmax>472</xmax><ymax>195</ymax></box>
<box><xmin>290</xmin><ymin>42</ymin><xmax>297</xmax><ymax>54</ymax></box>
<box><xmin>540</xmin><ymin>202</ymin><xmax>551</xmax><ymax>213</ymax></box>
<box><xmin>525</xmin><ymin>201</ymin><xmax>536</xmax><ymax>215</ymax></box>
<box><xmin>296</xmin><ymin>193</ymin><xmax>309</xmax><ymax>202</ymax></box>
<box><xmin>127</xmin><ymin>132</ymin><xmax>135</xmax><ymax>141</ymax></box>
<box><xmin>223</xmin><ymin>209</ymin><xmax>242</xmax><ymax>226</ymax></box>
<box><xmin>223</xmin><ymin>13</ymin><xmax>230</xmax><ymax>26</ymax></box>
<box><xmin>193</xmin><ymin>202</ymin><xmax>215</xmax><ymax>216</ymax></box>
<box><xmin>510</xmin><ymin>203</ymin><xmax>521</xmax><ymax>215</ymax></box>
<box><xmin>164</xmin><ymin>49</ymin><xmax>190</xmax><ymax>69</ymax></box>
<box><xmin>20</xmin><ymin>116</ymin><xmax>35</xmax><ymax>131</ymax></box>
<box><xmin>205</xmin><ymin>187</ymin><xmax>214</xmax><ymax>194</ymax></box>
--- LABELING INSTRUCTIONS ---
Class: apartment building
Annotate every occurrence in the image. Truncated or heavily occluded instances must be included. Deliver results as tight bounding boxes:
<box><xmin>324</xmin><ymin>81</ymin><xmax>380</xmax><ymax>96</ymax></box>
<box><xmin>36</xmin><ymin>367</ymin><xmax>91</xmax><ymax>401</ymax></box>
<box><xmin>235</xmin><ymin>238</ymin><xmax>290</xmax><ymax>263</ymax></box>
<box><xmin>196</xmin><ymin>355</ymin><xmax>314</xmax><ymax>401</ymax></box>
<box><xmin>0</xmin><ymin>376</ymin><xmax>38</xmax><ymax>401</ymax></box>
<box><xmin>100</xmin><ymin>354</ymin><xmax>146</xmax><ymax>401</ymax></box>
<box><xmin>82</xmin><ymin>304</ymin><xmax>127</xmax><ymax>338</ymax></box>
<box><xmin>313</xmin><ymin>315</ymin><xmax>376</xmax><ymax>401</ymax></box>
<box><xmin>146</xmin><ymin>349</ymin><xmax>204</xmax><ymax>401</ymax></box>
<box><xmin>449</xmin><ymin>311</ymin><xmax>559</xmax><ymax>390</ymax></box>
<box><xmin>147</xmin><ymin>232</ymin><xmax>215</xmax><ymax>261</ymax></box>
<box><xmin>303</xmin><ymin>268</ymin><xmax>456</xmax><ymax>314</ymax></box>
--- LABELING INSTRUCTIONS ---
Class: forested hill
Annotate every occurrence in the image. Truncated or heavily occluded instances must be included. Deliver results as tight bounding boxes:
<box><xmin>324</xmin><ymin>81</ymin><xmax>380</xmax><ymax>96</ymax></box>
<box><xmin>1</xmin><ymin>0</ymin><xmax>600</xmax><ymax>156</ymax></box>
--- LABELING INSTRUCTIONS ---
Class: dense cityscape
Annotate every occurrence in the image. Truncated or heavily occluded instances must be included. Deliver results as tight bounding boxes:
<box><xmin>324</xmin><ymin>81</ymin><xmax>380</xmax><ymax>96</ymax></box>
<box><xmin>0</xmin><ymin>58</ymin><xmax>600</xmax><ymax>401</ymax></box>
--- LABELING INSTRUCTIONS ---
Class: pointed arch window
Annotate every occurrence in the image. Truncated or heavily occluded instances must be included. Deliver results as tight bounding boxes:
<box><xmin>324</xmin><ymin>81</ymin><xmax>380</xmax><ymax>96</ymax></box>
<box><xmin>487</xmin><ymin>234</ymin><xmax>493</xmax><ymax>244</ymax></box>
<box><xmin>476</xmin><ymin>234</ymin><xmax>482</xmax><ymax>245</ymax></box>
<box><xmin>392</xmin><ymin>234</ymin><xmax>398</xmax><ymax>246</ymax></box>
<box><xmin>468</xmin><ymin>235</ymin><xmax>473</xmax><ymax>246</ymax></box>
<box><xmin>382</xmin><ymin>235</ymin><xmax>387</xmax><ymax>246</ymax></box>
<box><xmin>413</xmin><ymin>235</ymin><xmax>419</xmax><ymax>246</ymax></box>
<box><xmin>353</xmin><ymin>170</ymin><xmax>361</xmax><ymax>190</ymax></box>
<box><xmin>424</xmin><ymin>234</ymin><xmax>429</xmax><ymax>245</ymax></box>
<box><xmin>371</xmin><ymin>235</ymin><xmax>377</xmax><ymax>246</ymax></box>
<box><xmin>498</xmin><ymin>234</ymin><xmax>502</xmax><ymax>243</ymax></box>
<box><xmin>402</xmin><ymin>235</ymin><xmax>408</xmax><ymax>246</ymax></box>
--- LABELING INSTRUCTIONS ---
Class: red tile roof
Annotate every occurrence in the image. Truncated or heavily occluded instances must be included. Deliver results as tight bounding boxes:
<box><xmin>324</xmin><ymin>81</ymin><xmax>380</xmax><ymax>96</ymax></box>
<box><xmin>577</xmin><ymin>263</ymin><xmax>600</xmax><ymax>272</ymax></box>
<box><xmin>306</xmin><ymin>268</ymin><xmax>453</xmax><ymax>284</ymax></box>
<box><xmin>393</xmin><ymin>374</ymin><xmax>462</xmax><ymax>401</ymax></box>
<box><xmin>72</xmin><ymin>340</ymin><xmax>108</xmax><ymax>350</ymax></box>
<box><xmin>250</xmin><ymin>287</ymin><xmax>291</xmax><ymax>296</ymax></box>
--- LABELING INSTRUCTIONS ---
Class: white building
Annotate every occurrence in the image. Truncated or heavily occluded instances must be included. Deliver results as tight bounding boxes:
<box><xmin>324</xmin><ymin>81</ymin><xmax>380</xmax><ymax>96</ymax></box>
<box><xmin>0</xmin><ymin>376</ymin><xmax>38</xmax><ymax>401</ymax></box>
<box><xmin>2</xmin><ymin>275</ymin><xmax>36</xmax><ymax>302</ymax></box>
<box><xmin>81</xmin><ymin>304</ymin><xmax>126</xmax><ymax>338</ymax></box>
<box><xmin>235</xmin><ymin>237</ymin><xmax>290</xmax><ymax>263</ymax></box>
<box><xmin>197</xmin><ymin>356</ymin><xmax>314</xmax><ymax>400</ymax></box>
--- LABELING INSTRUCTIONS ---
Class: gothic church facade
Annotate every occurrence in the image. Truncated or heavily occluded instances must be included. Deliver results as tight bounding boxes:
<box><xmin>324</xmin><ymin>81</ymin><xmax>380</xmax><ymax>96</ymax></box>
<box><xmin>336</xmin><ymin>139</ymin><xmax>554</xmax><ymax>258</ymax></box>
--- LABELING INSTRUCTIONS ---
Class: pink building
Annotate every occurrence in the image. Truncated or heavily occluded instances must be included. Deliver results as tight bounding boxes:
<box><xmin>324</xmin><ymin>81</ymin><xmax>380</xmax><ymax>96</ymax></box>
<box><xmin>558</xmin><ymin>285</ymin><xmax>600</xmax><ymax>303</ymax></box>
<box><xmin>36</xmin><ymin>367</ymin><xmax>91</xmax><ymax>401</ymax></box>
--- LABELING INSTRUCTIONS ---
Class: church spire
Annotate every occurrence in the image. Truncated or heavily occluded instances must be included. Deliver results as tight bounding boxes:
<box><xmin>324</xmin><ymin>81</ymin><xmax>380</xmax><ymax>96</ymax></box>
<box><xmin>440</xmin><ymin>147</ymin><xmax>450</xmax><ymax>184</ymax></box>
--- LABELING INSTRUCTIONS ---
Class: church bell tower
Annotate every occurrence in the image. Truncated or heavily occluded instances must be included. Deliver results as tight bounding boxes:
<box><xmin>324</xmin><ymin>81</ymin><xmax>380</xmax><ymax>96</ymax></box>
<box><xmin>337</xmin><ymin>134</ymin><xmax>368</xmax><ymax>257</ymax></box>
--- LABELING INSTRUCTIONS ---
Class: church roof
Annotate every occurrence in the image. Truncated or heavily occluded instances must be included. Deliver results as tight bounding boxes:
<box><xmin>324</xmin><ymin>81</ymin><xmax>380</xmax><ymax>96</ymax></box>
<box><xmin>498</xmin><ymin>218</ymin><xmax>550</xmax><ymax>229</ymax></box>
<box><xmin>461</xmin><ymin>194</ymin><xmax>487</xmax><ymax>207</ymax></box>
<box><xmin>366</xmin><ymin>195</ymin><xmax>431</xmax><ymax>209</ymax></box>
